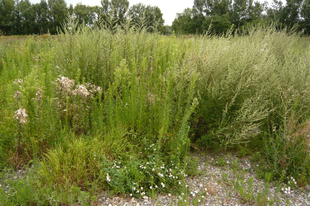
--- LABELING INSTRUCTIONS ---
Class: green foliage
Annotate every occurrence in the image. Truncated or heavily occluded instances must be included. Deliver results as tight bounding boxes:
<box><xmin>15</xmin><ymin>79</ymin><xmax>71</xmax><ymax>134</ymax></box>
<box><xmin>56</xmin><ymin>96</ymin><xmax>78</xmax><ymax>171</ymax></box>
<box><xmin>262</xmin><ymin>127</ymin><xmax>310</xmax><ymax>186</ymax></box>
<box><xmin>185</xmin><ymin>157</ymin><xmax>199</xmax><ymax>176</ymax></box>
<box><xmin>0</xmin><ymin>25</ymin><xmax>309</xmax><ymax>205</ymax></box>
<box><xmin>202</xmin><ymin>14</ymin><xmax>232</xmax><ymax>35</ymax></box>
<box><xmin>128</xmin><ymin>3</ymin><xmax>164</xmax><ymax>32</ymax></box>
<box><xmin>0</xmin><ymin>0</ymin><xmax>15</xmax><ymax>34</ymax></box>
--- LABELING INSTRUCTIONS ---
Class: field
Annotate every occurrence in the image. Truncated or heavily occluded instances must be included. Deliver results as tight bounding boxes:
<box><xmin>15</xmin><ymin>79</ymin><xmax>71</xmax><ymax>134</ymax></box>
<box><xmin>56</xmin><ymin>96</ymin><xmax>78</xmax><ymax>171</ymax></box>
<box><xmin>0</xmin><ymin>26</ymin><xmax>309</xmax><ymax>205</ymax></box>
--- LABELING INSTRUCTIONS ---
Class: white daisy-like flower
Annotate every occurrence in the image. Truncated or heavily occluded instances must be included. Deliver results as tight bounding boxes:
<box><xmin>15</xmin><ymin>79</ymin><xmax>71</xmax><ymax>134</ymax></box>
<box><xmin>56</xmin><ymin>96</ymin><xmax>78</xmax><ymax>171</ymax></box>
<box><xmin>106</xmin><ymin>173</ymin><xmax>111</xmax><ymax>182</ymax></box>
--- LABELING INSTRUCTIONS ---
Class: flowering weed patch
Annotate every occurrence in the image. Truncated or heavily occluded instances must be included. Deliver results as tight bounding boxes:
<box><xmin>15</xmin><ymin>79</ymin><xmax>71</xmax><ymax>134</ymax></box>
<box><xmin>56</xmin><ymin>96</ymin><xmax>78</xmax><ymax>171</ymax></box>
<box><xmin>0</xmin><ymin>25</ymin><xmax>309</xmax><ymax>204</ymax></box>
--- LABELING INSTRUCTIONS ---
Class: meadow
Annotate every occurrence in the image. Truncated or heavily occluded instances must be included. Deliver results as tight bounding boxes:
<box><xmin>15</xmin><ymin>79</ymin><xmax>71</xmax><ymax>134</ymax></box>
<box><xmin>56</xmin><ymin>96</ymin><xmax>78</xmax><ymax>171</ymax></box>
<box><xmin>0</xmin><ymin>25</ymin><xmax>309</xmax><ymax>205</ymax></box>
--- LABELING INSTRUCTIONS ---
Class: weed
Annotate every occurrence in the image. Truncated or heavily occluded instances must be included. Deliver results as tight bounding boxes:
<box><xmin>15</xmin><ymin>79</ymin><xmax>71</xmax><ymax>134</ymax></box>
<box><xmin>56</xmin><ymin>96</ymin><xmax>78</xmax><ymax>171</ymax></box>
<box><xmin>0</xmin><ymin>25</ymin><xmax>309</xmax><ymax>205</ymax></box>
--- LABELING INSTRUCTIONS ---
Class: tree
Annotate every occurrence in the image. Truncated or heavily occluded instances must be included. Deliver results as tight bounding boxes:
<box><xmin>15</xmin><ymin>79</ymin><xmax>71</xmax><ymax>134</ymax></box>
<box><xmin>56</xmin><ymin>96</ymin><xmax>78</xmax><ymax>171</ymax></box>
<box><xmin>202</xmin><ymin>14</ymin><xmax>232</xmax><ymax>34</ymax></box>
<box><xmin>229</xmin><ymin>0</ymin><xmax>248</xmax><ymax>26</ymax></box>
<box><xmin>74</xmin><ymin>4</ymin><xmax>98</xmax><ymax>26</ymax></box>
<box><xmin>47</xmin><ymin>0</ymin><xmax>68</xmax><ymax>34</ymax></box>
<box><xmin>204</xmin><ymin>0</ymin><xmax>231</xmax><ymax>16</ymax></box>
<box><xmin>34</xmin><ymin>0</ymin><xmax>49</xmax><ymax>34</ymax></box>
<box><xmin>0</xmin><ymin>0</ymin><xmax>15</xmax><ymax>34</ymax></box>
<box><xmin>128</xmin><ymin>3</ymin><xmax>164</xmax><ymax>32</ymax></box>
<box><xmin>99</xmin><ymin>0</ymin><xmax>129</xmax><ymax>29</ymax></box>
<box><xmin>228</xmin><ymin>0</ymin><xmax>264</xmax><ymax>27</ymax></box>
<box><xmin>172</xmin><ymin>8</ymin><xmax>196</xmax><ymax>34</ymax></box>
<box><xmin>247</xmin><ymin>1</ymin><xmax>265</xmax><ymax>21</ymax></box>
<box><xmin>193</xmin><ymin>0</ymin><xmax>205</xmax><ymax>15</ymax></box>
<box><xmin>283</xmin><ymin>0</ymin><xmax>303</xmax><ymax>27</ymax></box>
<box><xmin>127</xmin><ymin>3</ymin><xmax>145</xmax><ymax>26</ymax></box>
<box><xmin>13</xmin><ymin>0</ymin><xmax>37</xmax><ymax>34</ymax></box>
<box><xmin>300</xmin><ymin>0</ymin><xmax>310</xmax><ymax>34</ymax></box>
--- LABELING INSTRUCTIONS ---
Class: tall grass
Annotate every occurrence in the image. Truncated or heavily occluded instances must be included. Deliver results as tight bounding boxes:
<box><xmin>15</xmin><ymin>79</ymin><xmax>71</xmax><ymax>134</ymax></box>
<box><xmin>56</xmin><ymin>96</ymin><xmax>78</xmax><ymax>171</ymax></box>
<box><xmin>0</xmin><ymin>25</ymin><xmax>309</xmax><ymax>204</ymax></box>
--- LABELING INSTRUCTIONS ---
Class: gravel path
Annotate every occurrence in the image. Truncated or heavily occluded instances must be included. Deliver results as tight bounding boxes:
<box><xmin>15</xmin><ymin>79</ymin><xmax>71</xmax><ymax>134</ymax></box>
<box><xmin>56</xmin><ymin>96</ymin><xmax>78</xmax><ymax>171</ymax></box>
<box><xmin>96</xmin><ymin>152</ymin><xmax>310</xmax><ymax>206</ymax></box>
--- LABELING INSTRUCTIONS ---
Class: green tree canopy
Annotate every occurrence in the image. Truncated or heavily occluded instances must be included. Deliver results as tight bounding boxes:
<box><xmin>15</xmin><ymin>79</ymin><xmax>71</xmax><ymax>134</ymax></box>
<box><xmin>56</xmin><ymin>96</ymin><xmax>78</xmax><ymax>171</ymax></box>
<box><xmin>128</xmin><ymin>3</ymin><xmax>164</xmax><ymax>32</ymax></box>
<box><xmin>99</xmin><ymin>0</ymin><xmax>129</xmax><ymax>28</ymax></box>
<box><xmin>13</xmin><ymin>0</ymin><xmax>37</xmax><ymax>34</ymax></box>
<box><xmin>47</xmin><ymin>0</ymin><xmax>68</xmax><ymax>34</ymax></box>
<box><xmin>0</xmin><ymin>0</ymin><xmax>15</xmax><ymax>34</ymax></box>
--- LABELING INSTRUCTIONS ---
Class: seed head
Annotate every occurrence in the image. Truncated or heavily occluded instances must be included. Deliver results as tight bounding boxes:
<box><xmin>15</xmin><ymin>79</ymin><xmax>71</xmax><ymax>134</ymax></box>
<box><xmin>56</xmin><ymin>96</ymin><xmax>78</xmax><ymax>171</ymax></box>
<box><xmin>14</xmin><ymin>108</ymin><xmax>28</xmax><ymax>124</ymax></box>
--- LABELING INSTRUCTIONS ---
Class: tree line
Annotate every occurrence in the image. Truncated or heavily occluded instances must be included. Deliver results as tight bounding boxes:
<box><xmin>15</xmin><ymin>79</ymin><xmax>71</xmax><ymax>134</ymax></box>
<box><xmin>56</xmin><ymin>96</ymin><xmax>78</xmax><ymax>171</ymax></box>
<box><xmin>172</xmin><ymin>0</ymin><xmax>310</xmax><ymax>35</ymax></box>
<box><xmin>0</xmin><ymin>0</ymin><xmax>309</xmax><ymax>35</ymax></box>
<box><xmin>0</xmin><ymin>0</ymin><xmax>165</xmax><ymax>35</ymax></box>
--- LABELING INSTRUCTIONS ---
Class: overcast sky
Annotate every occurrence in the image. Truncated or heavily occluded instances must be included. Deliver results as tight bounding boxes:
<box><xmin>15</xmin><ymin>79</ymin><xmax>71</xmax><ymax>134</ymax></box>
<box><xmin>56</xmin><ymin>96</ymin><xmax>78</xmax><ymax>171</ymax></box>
<box><xmin>30</xmin><ymin>0</ymin><xmax>283</xmax><ymax>26</ymax></box>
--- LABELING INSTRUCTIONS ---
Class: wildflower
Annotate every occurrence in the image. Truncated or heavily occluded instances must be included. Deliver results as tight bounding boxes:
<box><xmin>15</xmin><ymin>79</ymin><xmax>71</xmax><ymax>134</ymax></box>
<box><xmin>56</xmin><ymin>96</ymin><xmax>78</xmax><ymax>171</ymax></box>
<box><xmin>168</xmin><ymin>193</ymin><xmax>171</xmax><ymax>197</ymax></box>
<box><xmin>13</xmin><ymin>79</ymin><xmax>23</xmax><ymax>84</ymax></box>
<box><xmin>72</xmin><ymin>84</ymin><xmax>90</xmax><ymax>98</ymax></box>
<box><xmin>161</xmin><ymin>182</ymin><xmax>165</xmax><ymax>188</ymax></box>
<box><xmin>158</xmin><ymin>173</ymin><xmax>164</xmax><ymax>178</ymax></box>
<box><xmin>90</xmin><ymin>85</ymin><xmax>102</xmax><ymax>93</ymax></box>
<box><xmin>106</xmin><ymin>173</ymin><xmax>111</xmax><ymax>182</ymax></box>
<box><xmin>290</xmin><ymin>176</ymin><xmax>297</xmax><ymax>185</ymax></box>
<box><xmin>282</xmin><ymin>187</ymin><xmax>291</xmax><ymax>195</ymax></box>
<box><xmin>55</xmin><ymin>76</ymin><xmax>75</xmax><ymax>93</ymax></box>
<box><xmin>36</xmin><ymin>88</ymin><xmax>42</xmax><ymax>101</ymax></box>
<box><xmin>14</xmin><ymin>90</ymin><xmax>21</xmax><ymax>100</ymax></box>
<box><xmin>14</xmin><ymin>108</ymin><xmax>28</xmax><ymax>124</ymax></box>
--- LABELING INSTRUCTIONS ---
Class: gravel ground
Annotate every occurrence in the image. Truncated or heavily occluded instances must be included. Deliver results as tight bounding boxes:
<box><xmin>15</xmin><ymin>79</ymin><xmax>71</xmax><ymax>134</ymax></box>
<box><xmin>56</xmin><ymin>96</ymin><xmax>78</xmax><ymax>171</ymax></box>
<box><xmin>1</xmin><ymin>152</ymin><xmax>309</xmax><ymax>205</ymax></box>
<box><xmin>96</xmin><ymin>152</ymin><xmax>310</xmax><ymax>206</ymax></box>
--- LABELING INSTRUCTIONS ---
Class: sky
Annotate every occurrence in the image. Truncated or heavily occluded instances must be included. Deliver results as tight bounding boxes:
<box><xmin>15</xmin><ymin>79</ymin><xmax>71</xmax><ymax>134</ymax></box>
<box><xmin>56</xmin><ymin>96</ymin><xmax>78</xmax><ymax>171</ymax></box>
<box><xmin>30</xmin><ymin>0</ymin><xmax>282</xmax><ymax>26</ymax></box>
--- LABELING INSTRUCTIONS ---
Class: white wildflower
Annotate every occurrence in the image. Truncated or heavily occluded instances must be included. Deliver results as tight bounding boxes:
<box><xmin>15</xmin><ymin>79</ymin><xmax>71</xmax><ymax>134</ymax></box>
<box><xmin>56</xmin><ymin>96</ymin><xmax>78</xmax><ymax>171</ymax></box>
<box><xmin>56</xmin><ymin>76</ymin><xmax>75</xmax><ymax>93</ymax></box>
<box><xmin>14</xmin><ymin>90</ymin><xmax>21</xmax><ymax>100</ymax></box>
<box><xmin>14</xmin><ymin>108</ymin><xmax>28</xmax><ymax>124</ymax></box>
<box><xmin>13</xmin><ymin>79</ymin><xmax>23</xmax><ymax>84</ymax></box>
<box><xmin>106</xmin><ymin>173</ymin><xmax>111</xmax><ymax>182</ymax></box>
<box><xmin>36</xmin><ymin>88</ymin><xmax>42</xmax><ymax>101</ymax></box>
<box><xmin>72</xmin><ymin>84</ymin><xmax>90</xmax><ymax>98</ymax></box>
